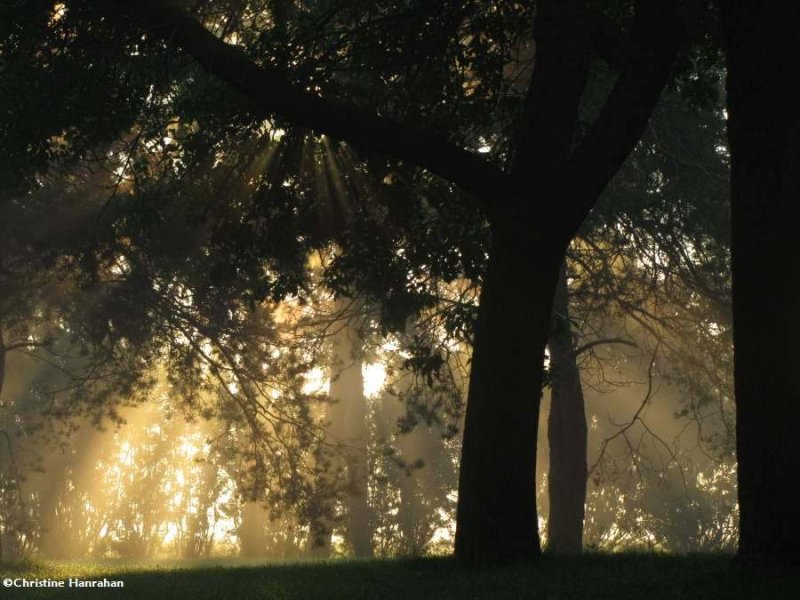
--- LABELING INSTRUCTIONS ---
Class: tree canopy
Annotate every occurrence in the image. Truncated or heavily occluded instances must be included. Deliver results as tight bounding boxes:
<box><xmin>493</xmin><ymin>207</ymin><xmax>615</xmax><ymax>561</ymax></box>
<box><xmin>1</xmin><ymin>0</ymin><xmax>766</xmax><ymax>565</ymax></box>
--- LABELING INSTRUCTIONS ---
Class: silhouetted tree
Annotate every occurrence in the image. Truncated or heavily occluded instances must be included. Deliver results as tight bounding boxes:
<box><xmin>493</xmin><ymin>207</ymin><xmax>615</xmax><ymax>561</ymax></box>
<box><xmin>546</xmin><ymin>70</ymin><xmax>731</xmax><ymax>553</ymax></box>
<box><xmin>546</xmin><ymin>261</ymin><xmax>588</xmax><ymax>554</ymax></box>
<box><xmin>722</xmin><ymin>1</ymin><xmax>800</xmax><ymax>565</ymax></box>
<box><xmin>1</xmin><ymin>0</ymin><xmax>700</xmax><ymax>561</ymax></box>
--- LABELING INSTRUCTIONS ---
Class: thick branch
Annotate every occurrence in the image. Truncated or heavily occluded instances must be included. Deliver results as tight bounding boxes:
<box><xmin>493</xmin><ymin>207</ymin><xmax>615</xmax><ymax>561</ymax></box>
<box><xmin>510</xmin><ymin>2</ymin><xmax>590</xmax><ymax>182</ymax></box>
<box><xmin>565</xmin><ymin>0</ymin><xmax>688</xmax><ymax>225</ymax></box>
<box><xmin>588</xmin><ymin>12</ymin><xmax>636</xmax><ymax>69</ymax></box>
<box><xmin>103</xmin><ymin>1</ymin><xmax>507</xmax><ymax>205</ymax></box>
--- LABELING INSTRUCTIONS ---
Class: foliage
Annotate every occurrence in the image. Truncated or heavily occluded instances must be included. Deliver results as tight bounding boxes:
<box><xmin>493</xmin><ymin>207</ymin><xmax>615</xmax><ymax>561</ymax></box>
<box><xmin>0</xmin><ymin>0</ymin><xmax>738</xmax><ymax>562</ymax></box>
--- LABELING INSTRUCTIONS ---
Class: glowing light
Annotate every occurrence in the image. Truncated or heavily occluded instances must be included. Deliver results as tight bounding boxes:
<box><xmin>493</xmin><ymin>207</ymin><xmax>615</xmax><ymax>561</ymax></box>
<box><xmin>117</xmin><ymin>441</ymin><xmax>135</xmax><ymax>467</ymax></box>
<box><xmin>363</xmin><ymin>363</ymin><xmax>387</xmax><ymax>398</ymax></box>
<box><xmin>179</xmin><ymin>439</ymin><xmax>199</xmax><ymax>459</ymax></box>
<box><xmin>303</xmin><ymin>367</ymin><xmax>328</xmax><ymax>395</ymax></box>
<box><xmin>50</xmin><ymin>3</ymin><xmax>66</xmax><ymax>24</ymax></box>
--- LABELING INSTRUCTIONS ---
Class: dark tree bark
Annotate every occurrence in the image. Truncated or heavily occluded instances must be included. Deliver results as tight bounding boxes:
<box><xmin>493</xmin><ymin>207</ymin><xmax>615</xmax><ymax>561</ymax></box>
<box><xmin>546</xmin><ymin>261</ymin><xmax>587</xmax><ymax>554</ymax></box>
<box><xmin>455</xmin><ymin>0</ymin><xmax>682</xmax><ymax>561</ymax></box>
<box><xmin>454</xmin><ymin>0</ymin><xmax>594</xmax><ymax>561</ymax></box>
<box><xmin>96</xmin><ymin>0</ymin><xmax>685</xmax><ymax>563</ymax></box>
<box><xmin>722</xmin><ymin>2</ymin><xmax>800</xmax><ymax>565</ymax></box>
<box><xmin>455</xmin><ymin>216</ymin><xmax>564</xmax><ymax>561</ymax></box>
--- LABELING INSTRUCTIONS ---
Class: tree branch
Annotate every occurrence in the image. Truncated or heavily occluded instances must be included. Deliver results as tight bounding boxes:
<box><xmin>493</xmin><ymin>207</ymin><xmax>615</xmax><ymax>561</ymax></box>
<box><xmin>588</xmin><ymin>342</ymin><xmax>659</xmax><ymax>479</ymax></box>
<box><xmin>575</xmin><ymin>336</ymin><xmax>638</xmax><ymax>357</ymax></box>
<box><xmin>565</xmin><ymin>0</ymin><xmax>690</xmax><ymax>225</ymax></box>
<box><xmin>588</xmin><ymin>12</ymin><xmax>636</xmax><ymax>69</ymax></box>
<box><xmin>509</xmin><ymin>2</ymin><xmax>590</xmax><ymax>182</ymax></box>
<box><xmin>102</xmin><ymin>0</ymin><xmax>508</xmax><ymax>205</ymax></box>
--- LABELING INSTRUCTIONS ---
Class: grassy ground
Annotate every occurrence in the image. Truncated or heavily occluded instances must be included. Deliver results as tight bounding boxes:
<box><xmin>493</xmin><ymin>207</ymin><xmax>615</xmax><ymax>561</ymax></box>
<box><xmin>1</xmin><ymin>554</ymin><xmax>798</xmax><ymax>599</ymax></box>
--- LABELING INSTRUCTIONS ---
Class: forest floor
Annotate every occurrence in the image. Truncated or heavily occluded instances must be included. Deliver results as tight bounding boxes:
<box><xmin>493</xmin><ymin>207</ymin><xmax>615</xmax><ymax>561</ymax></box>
<box><xmin>0</xmin><ymin>554</ymin><xmax>798</xmax><ymax>599</ymax></box>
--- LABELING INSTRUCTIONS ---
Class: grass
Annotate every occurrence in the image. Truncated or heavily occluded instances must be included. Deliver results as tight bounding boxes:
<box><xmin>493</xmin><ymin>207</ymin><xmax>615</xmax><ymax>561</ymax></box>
<box><xmin>1</xmin><ymin>554</ymin><xmax>798</xmax><ymax>599</ymax></box>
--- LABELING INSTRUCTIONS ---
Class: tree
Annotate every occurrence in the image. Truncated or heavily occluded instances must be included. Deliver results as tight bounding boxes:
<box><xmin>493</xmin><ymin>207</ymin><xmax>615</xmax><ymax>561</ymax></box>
<box><xmin>545</xmin><ymin>71</ymin><xmax>731</xmax><ymax>554</ymax></box>
<box><xmin>309</xmin><ymin>297</ymin><xmax>374</xmax><ymax>558</ymax></box>
<box><xmin>722</xmin><ymin>1</ymin><xmax>800</xmax><ymax>565</ymax></box>
<box><xmin>546</xmin><ymin>260</ymin><xmax>588</xmax><ymax>554</ymax></box>
<box><xmin>2</xmin><ymin>0</ymin><xmax>695</xmax><ymax>561</ymax></box>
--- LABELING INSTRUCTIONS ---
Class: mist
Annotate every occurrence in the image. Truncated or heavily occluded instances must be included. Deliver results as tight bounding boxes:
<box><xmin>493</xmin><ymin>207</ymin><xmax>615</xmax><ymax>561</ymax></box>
<box><xmin>0</xmin><ymin>266</ymin><xmax>735</xmax><ymax>561</ymax></box>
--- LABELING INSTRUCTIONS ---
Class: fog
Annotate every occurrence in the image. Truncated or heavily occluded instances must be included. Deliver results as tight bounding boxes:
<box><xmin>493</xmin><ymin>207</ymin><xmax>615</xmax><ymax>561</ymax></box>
<box><xmin>0</xmin><ymin>278</ymin><xmax>735</xmax><ymax>560</ymax></box>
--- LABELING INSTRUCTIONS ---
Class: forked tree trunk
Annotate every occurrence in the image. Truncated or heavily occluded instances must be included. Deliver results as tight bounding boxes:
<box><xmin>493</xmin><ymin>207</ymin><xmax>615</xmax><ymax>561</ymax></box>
<box><xmin>723</xmin><ymin>1</ymin><xmax>800</xmax><ymax>565</ymax></box>
<box><xmin>546</xmin><ymin>261</ymin><xmax>587</xmax><ymax>554</ymax></box>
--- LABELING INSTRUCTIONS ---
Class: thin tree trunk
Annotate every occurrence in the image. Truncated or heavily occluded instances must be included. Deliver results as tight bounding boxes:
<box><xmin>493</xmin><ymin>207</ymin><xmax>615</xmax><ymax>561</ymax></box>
<box><xmin>307</xmin><ymin>299</ymin><xmax>373</xmax><ymax>558</ymax></box>
<box><xmin>388</xmin><ymin>361</ymin><xmax>452</xmax><ymax>555</ymax></box>
<box><xmin>0</xmin><ymin>325</ymin><xmax>5</xmax><ymax>400</ymax></box>
<box><xmin>306</xmin><ymin>411</ymin><xmax>336</xmax><ymax>557</ymax></box>
<box><xmin>546</xmin><ymin>260</ymin><xmax>587</xmax><ymax>554</ymax></box>
<box><xmin>396</xmin><ymin>423</ymin><xmax>451</xmax><ymax>555</ymax></box>
<box><xmin>32</xmin><ymin>422</ymin><xmax>103</xmax><ymax>558</ymax></box>
<box><xmin>331</xmin><ymin>302</ymin><xmax>373</xmax><ymax>558</ymax></box>
<box><xmin>0</xmin><ymin>325</ymin><xmax>6</xmax><ymax>561</ymax></box>
<box><xmin>722</xmin><ymin>1</ymin><xmax>800</xmax><ymax>565</ymax></box>
<box><xmin>239</xmin><ymin>501</ymin><xmax>268</xmax><ymax>557</ymax></box>
<box><xmin>305</xmin><ymin>510</ymin><xmax>333</xmax><ymax>558</ymax></box>
<box><xmin>455</xmin><ymin>215</ymin><xmax>563</xmax><ymax>562</ymax></box>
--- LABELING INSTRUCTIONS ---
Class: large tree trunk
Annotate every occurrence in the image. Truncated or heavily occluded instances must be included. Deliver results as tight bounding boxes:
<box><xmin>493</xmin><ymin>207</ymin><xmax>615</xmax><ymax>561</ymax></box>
<box><xmin>723</xmin><ymin>2</ymin><xmax>800</xmax><ymax>565</ymax></box>
<box><xmin>546</xmin><ymin>261</ymin><xmax>587</xmax><ymax>554</ymax></box>
<box><xmin>453</xmin><ymin>0</ymin><xmax>594</xmax><ymax>562</ymax></box>
<box><xmin>455</xmin><ymin>214</ymin><xmax>564</xmax><ymax>562</ymax></box>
